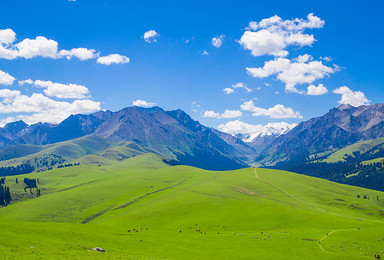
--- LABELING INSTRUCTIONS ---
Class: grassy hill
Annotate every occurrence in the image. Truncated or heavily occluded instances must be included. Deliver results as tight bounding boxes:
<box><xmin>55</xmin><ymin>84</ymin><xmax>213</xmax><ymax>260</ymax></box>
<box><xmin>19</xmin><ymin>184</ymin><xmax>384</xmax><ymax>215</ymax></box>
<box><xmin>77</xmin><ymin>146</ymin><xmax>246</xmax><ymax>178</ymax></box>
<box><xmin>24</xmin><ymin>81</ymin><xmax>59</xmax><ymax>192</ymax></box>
<box><xmin>320</xmin><ymin>138</ymin><xmax>384</xmax><ymax>163</ymax></box>
<box><xmin>0</xmin><ymin>154</ymin><xmax>384</xmax><ymax>259</ymax></box>
<box><xmin>0</xmin><ymin>135</ymin><xmax>158</xmax><ymax>171</ymax></box>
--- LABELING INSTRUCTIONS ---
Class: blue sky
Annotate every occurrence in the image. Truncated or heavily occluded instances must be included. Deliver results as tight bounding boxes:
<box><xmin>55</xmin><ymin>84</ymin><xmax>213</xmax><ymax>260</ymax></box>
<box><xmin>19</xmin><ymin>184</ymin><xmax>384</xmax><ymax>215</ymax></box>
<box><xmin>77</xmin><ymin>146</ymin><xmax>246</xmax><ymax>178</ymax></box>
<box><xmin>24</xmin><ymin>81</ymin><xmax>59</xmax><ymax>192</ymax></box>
<box><xmin>0</xmin><ymin>0</ymin><xmax>383</xmax><ymax>136</ymax></box>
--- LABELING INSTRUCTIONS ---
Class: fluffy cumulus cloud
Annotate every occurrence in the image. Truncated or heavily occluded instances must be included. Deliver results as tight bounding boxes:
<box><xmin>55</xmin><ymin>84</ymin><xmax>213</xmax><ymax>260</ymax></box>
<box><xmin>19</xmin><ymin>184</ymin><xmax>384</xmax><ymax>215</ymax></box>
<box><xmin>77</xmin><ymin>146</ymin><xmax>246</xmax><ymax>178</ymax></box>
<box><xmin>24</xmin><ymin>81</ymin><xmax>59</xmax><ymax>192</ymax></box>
<box><xmin>0</xmin><ymin>70</ymin><xmax>16</xmax><ymax>85</ymax></box>
<box><xmin>212</xmin><ymin>35</ymin><xmax>225</xmax><ymax>48</ymax></box>
<box><xmin>223</xmin><ymin>82</ymin><xmax>252</xmax><ymax>95</ymax></box>
<box><xmin>0</xmin><ymin>89</ymin><xmax>21</xmax><ymax>99</ymax></box>
<box><xmin>204</xmin><ymin>109</ymin><xmax>242</xmax><ymax>119</ymax></box>
<box><xmin>218</xmin><ymin>120</ymin><xmax>297</xmax><ymax>142</ymax></box>
<box><xmin>18</xmin><ymin>79</ymin><xmax>90</xmax><ymax>99</ymax></box>
<box><xmin>34</xmin><ymin>80</ymin><xmax>90</xmax><ymax>99</ymax></box>
<box><xmin>241</xmin><ymin>100</ymin><xmax>302</xmax><ymax>118</ymax></box>
<box><xmin>246</xmin><ymin>55</ymin><xmax>335</xmax><ymax>93</ymax></box>
<box><xmin>203</xmin><ymin>110</ymin><xmax>220</xmax><ymax>118</ymax></box>
<box><xmin>333</xmin><ymin>86</ymin><xmax>370</xmax><ymax>107</ymax></box>
<box><xmin>132</xmin><ymin>100</ymin><xmax>157</xmax><ymax>108</ymax></box>
<box><xmin>239</xmin><ymin>13</ymin><xmax>324</xmax><ymax>57</ymax></box>
<box><xmin>307</xmin><ymin>83</ymin><xmax>328</xmax><ymax>95</ymax></box>
<box><xmin>0</xmin><ymin>29</ymin><xmax>128</xmax><ymax>64</ymax></box>
<box><xmin>59</xmin><ymin>48</ymin><xmax>98</xmax><ymax>60</ymax></box>
<box><xmin>143</xmin><ymin>30</ymin><xmax>159</xmax><ymax>43</ymax></box>
<box><xmin>0</xmin><ymin>90</ymin><xmax>100</xmax><ymax>125</ymax></box>
<box><xmin>97</xmin><ymin>54</ymin><xmax>130</xmax><ymax>65</ymax></box>
<box><xmin>18</xmin><ymin>79</ymin><xmax>33</xmax><ymax>86</ymax></box>
<box><xmin>0</xmin><ymin>29</ymin><xmax>59</xmax><ymax>60</ymax></box>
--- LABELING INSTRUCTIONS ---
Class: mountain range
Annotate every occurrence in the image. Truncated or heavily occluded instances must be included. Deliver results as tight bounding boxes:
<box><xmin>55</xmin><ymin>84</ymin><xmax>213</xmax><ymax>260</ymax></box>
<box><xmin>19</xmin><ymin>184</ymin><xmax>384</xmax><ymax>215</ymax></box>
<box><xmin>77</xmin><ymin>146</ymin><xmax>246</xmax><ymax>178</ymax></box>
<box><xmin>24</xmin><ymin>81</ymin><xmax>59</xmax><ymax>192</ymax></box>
<box><xmin>257</xmin><ymin>103</ymin><xmax>384</xmax><ymax>165</ymax></box>
<box><xmin>1</xmin><ymin>103</ymin><xmax>384</xmax><ymax>190</ymax></box>
<box><xmin>0</xmin><ymin>106</ymin><xmax>257</xmax><ymax>170</ymax></box>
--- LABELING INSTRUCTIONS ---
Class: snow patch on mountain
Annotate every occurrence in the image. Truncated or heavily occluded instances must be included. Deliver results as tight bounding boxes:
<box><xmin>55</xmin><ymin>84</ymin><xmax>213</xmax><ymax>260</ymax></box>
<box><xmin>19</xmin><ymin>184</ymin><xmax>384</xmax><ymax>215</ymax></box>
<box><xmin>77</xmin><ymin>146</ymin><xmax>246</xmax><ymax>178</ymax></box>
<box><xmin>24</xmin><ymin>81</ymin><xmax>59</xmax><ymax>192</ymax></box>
<box><xmin>217</xmin><ymin>120</ymin><xmax>297</xmax><ymax>142</ymax></box>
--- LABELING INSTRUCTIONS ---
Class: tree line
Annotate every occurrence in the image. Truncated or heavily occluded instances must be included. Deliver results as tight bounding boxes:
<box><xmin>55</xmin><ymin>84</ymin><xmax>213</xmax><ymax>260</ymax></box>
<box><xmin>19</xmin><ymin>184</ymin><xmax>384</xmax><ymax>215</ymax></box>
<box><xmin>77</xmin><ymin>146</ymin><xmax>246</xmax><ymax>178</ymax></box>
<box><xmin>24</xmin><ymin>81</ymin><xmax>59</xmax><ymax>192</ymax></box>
<box><xmin>0</xmin><ymin>163</ymin><xmax>35</xmax><ymax>177</ymax></box>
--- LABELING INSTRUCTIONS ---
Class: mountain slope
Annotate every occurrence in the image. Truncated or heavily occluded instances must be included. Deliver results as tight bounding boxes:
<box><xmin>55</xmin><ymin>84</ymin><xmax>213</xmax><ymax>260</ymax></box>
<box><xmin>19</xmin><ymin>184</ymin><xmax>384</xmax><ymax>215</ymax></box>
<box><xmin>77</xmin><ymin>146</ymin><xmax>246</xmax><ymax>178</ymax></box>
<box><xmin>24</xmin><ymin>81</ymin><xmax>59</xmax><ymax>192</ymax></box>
<box><xmin>258</xmin><ymin>103</ymin><xmax>384</xmax><ymax>165</ymax></box>
<box><xmin>0</xmin><ymin>135</ymin><xmax>162</xmax><ymax>173</ymax></box>
<box><xmin>94</xmin><ymin>107</ymin><xmax>246</xmax><ymax>170</ymax></box>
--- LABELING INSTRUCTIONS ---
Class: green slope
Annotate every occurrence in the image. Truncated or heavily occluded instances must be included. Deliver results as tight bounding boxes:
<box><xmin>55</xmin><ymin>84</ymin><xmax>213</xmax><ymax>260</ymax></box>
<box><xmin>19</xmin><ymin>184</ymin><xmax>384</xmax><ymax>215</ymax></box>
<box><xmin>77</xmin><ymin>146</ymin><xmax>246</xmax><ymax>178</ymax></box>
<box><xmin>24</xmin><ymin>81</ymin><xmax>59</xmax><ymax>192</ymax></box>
<box><xmin>0</xmin><ymin>154</ymin><xmax>384</xmax><ymax>259</ymax></box>
<box><xmin>0</xmin><ymin>135</ymin><xmax>157</xmax><ymax>170</ymax></box>
<box><xmin>320</xmin><ymin>138</ymin><xmax>384</xmax><ymax>163</ymax></box>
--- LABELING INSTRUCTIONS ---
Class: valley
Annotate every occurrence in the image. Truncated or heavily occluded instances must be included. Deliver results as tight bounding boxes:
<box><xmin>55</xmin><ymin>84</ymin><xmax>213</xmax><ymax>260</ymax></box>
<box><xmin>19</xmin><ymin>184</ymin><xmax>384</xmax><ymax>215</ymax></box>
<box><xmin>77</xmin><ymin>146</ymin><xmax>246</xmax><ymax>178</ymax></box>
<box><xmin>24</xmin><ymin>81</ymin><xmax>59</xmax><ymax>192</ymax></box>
<box><xmin>0</xmin><ymin>154</ymin><xmax>383</xmax><ymax>259</ymax></box>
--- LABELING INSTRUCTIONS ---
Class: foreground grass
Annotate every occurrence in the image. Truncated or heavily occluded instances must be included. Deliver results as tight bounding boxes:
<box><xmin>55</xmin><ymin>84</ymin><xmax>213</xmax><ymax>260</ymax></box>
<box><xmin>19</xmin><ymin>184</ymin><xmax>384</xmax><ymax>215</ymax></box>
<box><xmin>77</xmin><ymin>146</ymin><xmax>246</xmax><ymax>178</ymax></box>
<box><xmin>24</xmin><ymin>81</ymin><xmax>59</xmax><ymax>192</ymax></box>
<box><xmin>0</xmin><ymin>153</ymin><xmax>383</xmax><ymax>259</ymax></box>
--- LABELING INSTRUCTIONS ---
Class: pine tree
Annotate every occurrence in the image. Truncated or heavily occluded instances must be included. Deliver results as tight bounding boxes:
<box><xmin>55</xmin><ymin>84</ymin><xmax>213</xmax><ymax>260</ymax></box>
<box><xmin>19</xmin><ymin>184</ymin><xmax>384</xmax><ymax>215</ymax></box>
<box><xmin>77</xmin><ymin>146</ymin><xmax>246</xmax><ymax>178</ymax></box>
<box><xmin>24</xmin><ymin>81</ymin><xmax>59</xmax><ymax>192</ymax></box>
<box><xmin>4</xmin><ymin>186</ymin><xmax>11</xmax><ymax>205</ymax></box>
<box><xmin>0</xmin><ymin>185</ymin><xmax>5</xmax><ymax>206</ymax></box>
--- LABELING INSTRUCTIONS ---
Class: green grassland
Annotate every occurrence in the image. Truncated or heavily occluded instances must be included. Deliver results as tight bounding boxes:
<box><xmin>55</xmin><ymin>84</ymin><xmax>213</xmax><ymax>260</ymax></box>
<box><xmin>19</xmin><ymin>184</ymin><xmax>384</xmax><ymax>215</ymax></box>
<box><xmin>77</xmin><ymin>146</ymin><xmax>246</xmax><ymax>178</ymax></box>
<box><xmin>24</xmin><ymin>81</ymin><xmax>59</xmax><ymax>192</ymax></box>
<box><xmin>319</xmin><ymin>138</ymin><xmax>384</xmax><ymax>163</ymax></box>
<box><xmin>0</xmin><ymin>153</ymin><xmax>384</xmax><ymax>259</ymax></box>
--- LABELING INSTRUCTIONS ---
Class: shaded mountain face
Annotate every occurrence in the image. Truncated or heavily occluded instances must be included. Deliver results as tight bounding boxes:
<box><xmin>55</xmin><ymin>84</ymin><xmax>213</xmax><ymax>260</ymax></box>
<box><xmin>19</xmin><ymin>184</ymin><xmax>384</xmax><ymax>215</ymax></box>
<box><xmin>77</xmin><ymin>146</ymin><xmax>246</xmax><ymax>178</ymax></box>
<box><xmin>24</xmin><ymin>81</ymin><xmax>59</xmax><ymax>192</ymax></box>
<box><xmin>12</xmin><ymin>113</ymin><xmax>113</xmax><ymax>146</ymax></box>
<box><xmin>210</xmin><ymin>129</ymin><xmax>258</xmax><ymax>162</ymax></box>
<box><xmin>258</xmin><ymin>103</ymin><xmax>384</xmax><ymax>165</ymax></box>
<box><xmin>0</xmin><ymin>121</ymin><xmax>29</xmax><ymax>148</ymax></box>
<box><xmin>1</xmin><ymin>106</ymin><xmax>246</xmax><ymax>170</ymax></box>
<box><xmin>94</xmin><ymin>107</ymin><xmax>246</xmax><ymax>170</ymax></box>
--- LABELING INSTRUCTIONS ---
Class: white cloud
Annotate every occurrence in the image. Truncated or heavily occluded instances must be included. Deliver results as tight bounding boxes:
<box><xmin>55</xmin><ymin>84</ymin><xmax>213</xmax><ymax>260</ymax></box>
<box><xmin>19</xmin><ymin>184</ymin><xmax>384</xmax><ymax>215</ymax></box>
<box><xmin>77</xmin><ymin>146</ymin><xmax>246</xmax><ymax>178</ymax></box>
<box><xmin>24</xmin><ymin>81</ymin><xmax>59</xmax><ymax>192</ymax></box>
<box><xmin>232</xmin><ymin>82</ymin><xmax>252</xmax><ymax>92</ymax></box>
<box><xmin>0</xmin><ymin>29</ymin><xmax>127</xmax><ymax>64</ymax></box>
<box><xmin>15</xmin><ymin>36</ymin><xmax>59</xmax><ymax>59</ymax></box>
<box><xmin>0</xmin><ymin>70</ymin><xmax>16</xmax><ymax>85</ymax></box>
<box><xmin>97</xmin><ymin>54</ymin><xmax>130</xmax><ymax>65</ymax></box>
<box><xmin>143</xmin><ymin>30</ymin><xmax>159</xmax><ymax>43</ymax></box>
<box><xmin>220</xmin><ymin>110</ymin><xmax>242</xmax><ymax>119</ymax></box>
<box><xmin>59</xmin><ymin>48</ymin><xmax>98</xmax><ymax>60</ymax></box>
<box><xmin>212</xmin><ymin>35</ymin><xmax>225</xmax><ymax>48</ymax></box>
<box><xmin>320</xmin><ymin>56</ymin><xmax>332</xmax><ymax>62</ymax></box>
<box><xmin>0</xmin><ymin>29</ymin><xmax>16</xmax><ymax>45</ymax></box>
<box><xmin>0</xmin><ymin>90</ymin><xmax>100</xmax><ymax>124</ymax></box>
<box><xmin>246</xmin><ymin>55</ymin><xmax>335</xmax><ymax>93</ymax></box>
<box><xmin>241</xmin><ymin>100</ymin><xmax>302</xmax><ymax>118</ymax></box>
<box><xmin>204</xmin><ymin>109</ymin><xmax>242</xmax><ymax>119</ymax></box>
<box><xmin>0</xmin><ymin>89</ymin><xmax>21</xmax><ymax>99</ymax></box>
<box><xmin>18</xmin><ymin>79</ymin><xmax>33</xmax><ymax>86</ymax></box>
<box><xmin>203</xmin><ymin>110</ymin><xmax>220</xmax><ymax>118</ymax></box>
<box><xmin>223</xmin><ymin>88</ymin><xmax>234</xmax><ymax>95</ymax></box>
<box><xmin>202</xmin><ymin>50</ymin><xmax>209</xmax><ymax>55</ymax></box>
<box><xmin>132</xmin><ymin>100</ymin><xmax>157</xmax><ymax>108</ymax></box>
<box><xmin>223</xmin><ymin>82</ymin><xmax>252</xmax><ymax>95</ymax></box>
<box><xmin>333</xmin><ymin>86</ymin><xmax>370</xmax><ymax>107</ymax></box>
<box><xmin>218</xmin><ymin>120</ymin><xmax>297</xmax><ymax>142</ymax></box>
<box><xmin>33</xmin><ymin>80</ymin><xmax>90</xmax><ymax>99</ymax></box>
<box><xmin>239</xmin><ymin>13</ymin><xmax>324</xmax><ymax>57</ymax></box>
<box><xmin>307</xmin><ymin>83</ymin><xmax>328</xmax><ymax>95</ymax></box>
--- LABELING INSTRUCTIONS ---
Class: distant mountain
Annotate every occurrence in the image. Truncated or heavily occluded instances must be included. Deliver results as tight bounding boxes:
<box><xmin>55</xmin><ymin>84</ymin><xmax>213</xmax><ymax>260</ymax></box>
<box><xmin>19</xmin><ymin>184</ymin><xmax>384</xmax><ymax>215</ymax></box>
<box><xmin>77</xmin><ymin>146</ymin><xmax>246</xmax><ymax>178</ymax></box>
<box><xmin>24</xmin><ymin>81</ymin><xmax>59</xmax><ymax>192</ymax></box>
<box><xmin>218</xmin><ymin>121</ymin><xmax>296</xmax><ymax>153</ymax></box>
<box><xmin>258</xmin><ymin>103</ymin><xmax>384</xmax><ymax>165</ymax></box>
<box><xmin>0</xmin><ymin>106</ymin><xmax>249</xmax><ymax>170</ymax></box>
<box><xmin>210</xmin><ymin>129</ymin><xmax>258</xmax><ymax>163</ymax></box>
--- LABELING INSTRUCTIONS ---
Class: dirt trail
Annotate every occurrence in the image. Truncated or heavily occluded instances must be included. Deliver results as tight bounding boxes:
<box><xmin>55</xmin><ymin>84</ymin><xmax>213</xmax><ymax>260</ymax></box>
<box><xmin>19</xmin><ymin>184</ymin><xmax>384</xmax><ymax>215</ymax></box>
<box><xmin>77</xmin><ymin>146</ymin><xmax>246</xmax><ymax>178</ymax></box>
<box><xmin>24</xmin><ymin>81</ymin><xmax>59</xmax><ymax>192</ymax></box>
<box><xmin>81</xmin><ymin>178</ymin><xmax>188</xmax><ymax>224</ymax></box>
